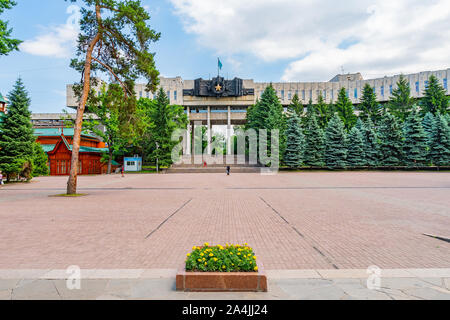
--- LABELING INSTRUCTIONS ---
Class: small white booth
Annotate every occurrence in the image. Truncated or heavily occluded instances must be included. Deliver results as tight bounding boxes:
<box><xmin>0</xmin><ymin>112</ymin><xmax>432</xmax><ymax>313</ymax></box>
<box><xmin>124</xmin><ymin>156</ymin><xmax>142</xmax><ymax>172</ymax></box>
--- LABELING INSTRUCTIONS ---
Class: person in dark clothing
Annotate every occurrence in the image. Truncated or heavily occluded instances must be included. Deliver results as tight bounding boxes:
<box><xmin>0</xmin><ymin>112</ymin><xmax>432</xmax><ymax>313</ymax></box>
<box><xmin>226</xmin><ymin>166</ymin><xmax>231</xmax><ymax>176</ymax></box>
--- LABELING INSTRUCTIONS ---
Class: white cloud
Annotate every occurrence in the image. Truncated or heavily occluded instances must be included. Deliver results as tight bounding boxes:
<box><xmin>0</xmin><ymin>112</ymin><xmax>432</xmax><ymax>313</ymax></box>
<box><xmin>20</xmin><ymin>5</ymin><xmax>80</xmax><ymax>58</ymax></box>
<box><xmin>170</xmin><ymin>0</ymin><xmax>450</xmax><ymax>81</ymax></box>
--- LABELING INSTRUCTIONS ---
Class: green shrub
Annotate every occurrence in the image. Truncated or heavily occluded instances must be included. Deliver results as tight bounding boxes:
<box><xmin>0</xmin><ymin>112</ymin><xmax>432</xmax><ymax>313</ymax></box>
<box><xmin>185</xmin><ymin>243</ymin><xmax>259</xmax><ymax>272</ymax></box>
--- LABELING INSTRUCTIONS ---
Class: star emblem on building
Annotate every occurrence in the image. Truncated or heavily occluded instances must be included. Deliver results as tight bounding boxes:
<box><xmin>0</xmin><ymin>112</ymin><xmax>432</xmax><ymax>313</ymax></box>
<box><xmin>215</xmin><ymin>84</ymin><xmax>222</xmax><ymax>92</ymax></box>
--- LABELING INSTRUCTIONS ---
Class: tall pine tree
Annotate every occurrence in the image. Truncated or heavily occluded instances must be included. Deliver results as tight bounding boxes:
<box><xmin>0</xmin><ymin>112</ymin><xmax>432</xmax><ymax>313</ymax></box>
<box><xmin>325</xmin><ymin>114</ymin><xmax>348</xmax><ymax>168</ymax></box>
<box><xmin>429</xmin><ymin>113</ymin><xmax>450</xmax><ymax>166</ymax></box>
<box><xmin>283</xmin><ymin>114</ymin><xmax>304</xmax><ymax>168</ymax></box>
<box><xmin>246</xmin><ymin>85</ymin><xmax>286</xmax><ymax>163</ymax></box>
<box><xmin>421</xmin><ymin>75</ymin><xmax>449</xmax><ymax>115</ymax></box>
<box><xmin>378</xmin><ymin>112</ymin><xmax>404</xmax><ymax>166</ymax></box>
<box><xmin>346</xmin><ymin>127</ymin><xmax>366</xmax><ymax>167</ymax></box>
<box><xmin>287</xmin><ymin>93</ymin><xmax>303</xmax><ymax>118</ymax></box>
<box><xmin>335</xmin><ymin>88</ymin><xmax>356</xmax><ymax>131</ymax></box>
<box><xmin>359</xmin><ymin>84</ymin><xmax>379</xmax><ymax>123</ymax></box>
<box><xmin>303</xmin><ymin>113</ymin><xmax>325</xmax><ymax>167</ymax></box>
<box><xmin>0</xmin><ymin>78</ymin><xmax>35</xmax><ymax>181</ymax></box>
<box><xmin>316</xmin><ymin>94</ymin><xmax>333</xmax><ymax>129</ymax></box>
<box><xmin>140</xmin><ymin>88</ymin><xmax>188</xmax><ymax>166</ymax></box>
<box><xmin>402</xmin><ymin>110</ymin><xmax>428</xmax><ymax>167</ymax></box>
<box><xmin>388</xmin><ymin>75</ymin><xmax>415</xmax><ymax>122</ymax></box>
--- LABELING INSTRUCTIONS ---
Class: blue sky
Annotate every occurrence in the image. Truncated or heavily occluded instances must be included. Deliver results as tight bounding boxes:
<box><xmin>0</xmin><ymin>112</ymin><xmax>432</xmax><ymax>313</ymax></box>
<box><xmin>1</xmin><ymin>0</ymin><xmax>450</xmax><ymax>113</ymax></box>
<box><xmin>0</xmin><ymin>0</ymin><xmax>288</xmax><ymax>113</ymax></box>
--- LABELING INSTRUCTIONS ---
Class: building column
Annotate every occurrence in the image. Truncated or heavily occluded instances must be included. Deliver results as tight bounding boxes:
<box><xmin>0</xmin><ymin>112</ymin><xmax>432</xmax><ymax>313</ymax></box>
<box><xmin>207</xmin><ymin>106</ymin><xmax>212</xmax><ymax>155</ymax></box>
<box><xmin>227</xmin><ymin>106</ymin><xmax>232</xmax><ymax>155</ymax></box>
<box><xmin>186</xmin><ymin>107</ymin><xmax>191</xmax><ymax>156</ymax></box>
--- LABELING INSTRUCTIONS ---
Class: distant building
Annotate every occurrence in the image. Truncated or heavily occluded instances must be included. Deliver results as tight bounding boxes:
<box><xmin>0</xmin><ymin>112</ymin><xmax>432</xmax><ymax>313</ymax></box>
<box><xmin>34</xmin><ymin>128</ymin><xmax>118</xmax><ymax>175</ymax></box>
<box><xmin>66</xmin><ymin>68</ymin><xmax>450</xmax><ymax>156</ymax></box>
<box><xmin>124</xmin><ymin>157</ymin><xmax>142</xmax><ymax>172</ymax></box>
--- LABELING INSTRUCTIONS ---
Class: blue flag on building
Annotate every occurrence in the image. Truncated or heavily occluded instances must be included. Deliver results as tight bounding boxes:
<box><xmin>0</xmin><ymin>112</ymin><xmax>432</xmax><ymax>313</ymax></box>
<box><xmin>218</xmin><ymin>58</ymin><xmax>223</xmax><ymax>70</ymax></box>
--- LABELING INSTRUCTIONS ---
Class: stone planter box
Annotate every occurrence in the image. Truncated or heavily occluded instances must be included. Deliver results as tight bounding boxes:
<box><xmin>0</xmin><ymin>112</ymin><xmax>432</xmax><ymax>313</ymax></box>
<box><xmin>176</xmin><ymin>265</ymin><xmax>268</xmax><ymax>292</ymax></box>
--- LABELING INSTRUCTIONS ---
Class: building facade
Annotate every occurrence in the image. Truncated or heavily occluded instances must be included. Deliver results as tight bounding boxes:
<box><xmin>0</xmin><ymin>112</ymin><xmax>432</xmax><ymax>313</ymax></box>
<box><xmin>34</xmin><ymin>128</ymin><xmax>118</xmax><ymax>175</ymax></box>
<box><xmin>67</xmin><ymin>68</ymin><xmax>450</xmax><ymax>155</ymax></box>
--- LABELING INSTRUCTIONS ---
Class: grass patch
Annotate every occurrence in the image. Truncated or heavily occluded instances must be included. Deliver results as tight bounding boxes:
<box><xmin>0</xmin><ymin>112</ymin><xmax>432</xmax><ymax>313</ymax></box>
<box><xmin>50</xmin><ymin>193</ymin><xmax>88</xmax><ymax>198</ymax></box>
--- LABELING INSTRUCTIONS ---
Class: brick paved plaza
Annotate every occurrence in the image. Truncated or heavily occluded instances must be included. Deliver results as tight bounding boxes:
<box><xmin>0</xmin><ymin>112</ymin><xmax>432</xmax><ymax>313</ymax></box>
<box><xmin>0</xmin><ymin>172</ymin><xmax>449</xmax><ymax>271</ymax></box>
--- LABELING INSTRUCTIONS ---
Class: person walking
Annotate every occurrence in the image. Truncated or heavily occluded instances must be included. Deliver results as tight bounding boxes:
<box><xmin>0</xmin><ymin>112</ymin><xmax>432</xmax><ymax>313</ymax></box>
<box><xmin>121</xmin><ymin>165</ymin><xmax>125</xmax><ymax>178</ymax></box>
<box><xmin>0</xmin><ymin>171</ymin><xmax>3</xmax><ymax>186</ymax></box>
<box><xmin>226</xmin><ymin>166</ymin><xmax>231</xmax><ymax>176</ymax></box>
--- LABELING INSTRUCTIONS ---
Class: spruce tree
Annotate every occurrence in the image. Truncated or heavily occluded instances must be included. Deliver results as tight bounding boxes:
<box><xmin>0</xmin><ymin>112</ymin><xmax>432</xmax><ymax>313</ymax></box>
<box><xmin>378</xmin><ymin>112</ymin><xmax>404</xmax><ymax>166</ymax></box>
<box><xmin>335</xmin><ymin>88</ymin><xmax>356</xmax><ymax>131</ymax></box>
<box><xmin>346</xmin><ymin>127</ymin><xmax>366</xmax><ymax>167</ymax></box>
<box><xmin>32</xmin><ymin>142</ymin><xmax>49</xmax><ymax>177</ymax></box>
<box><xmin>246</xmin><ymin>85</ymin><xmax>286</xmax><ymax>162</ymax></box>
<box><xmin>0</xmin><ymin>0</ymin><xmax>22</xmax><ymax>56</ymax></box>
<box><xmin>0</xmin><ymin>78</ymin><xmax>35</xmax><ymax>181</ymax></box>
<box><xmin>316</xmin><ymin>94</ymin><xmax>332</xmax><ymax>129</ymax></box>
<box><xmin>388</xmin><ymin>75</ymin><xmax>415</xmax><ymax>122</ymax></box>
<box><xmin>360</xmin><ymin>84</ymin><xmax>379</xmax><ymax>123</ymax></box>
<box><xmin>355</xmin><ymin>118</ymin><xmax>365</xmax><ymax>133</ymax></box>
<box><xmin>361</xmin><ymin>118</ymin><xmax>380</xmax><ymax>167</ymax></box>
<box><xmin>429</xmin><ymin>113</ymin><xmax>450</xmax><ymax>166</ymax></box>
<box><xmin>303</xmin><ymin>113</ymin><xmax>325</xmax><ymax>167</ymax></box>
<box><xmin>287</xmin><ymin>93</ymin><xmax>303</xmax><ymax>118</ymax></box>
<box><xmin>283</xmin><ymin>114</ymin><xmax>304</xmax><ymax>168</ymax></box>
<box><xmin>325</xmin><ymin>114</ymin><xmax>348</xmax><ymax>168</ymax></box>
<box><xmin>421</xmin><ymin>75</ymin><xmax>449</xmax><ymax>115</ymax></box>
<box><xmin>143</xmin><ymin>88</ymin><xmax>188</xmax><ymax>166</ymax></box>
<box><xmin>422</xmin><ymin>112</ymin><xmax>435</xmax><ymax>143</ymax></box>
<box><xmin>402</xmin><ymin>110</ymin><xmax>428</xmax><ymax>167</ymax></box>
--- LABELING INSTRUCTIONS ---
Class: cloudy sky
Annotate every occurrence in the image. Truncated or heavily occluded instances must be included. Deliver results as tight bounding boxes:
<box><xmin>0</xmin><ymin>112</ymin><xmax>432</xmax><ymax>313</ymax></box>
<box><xmin>1</xmin><ymin>0</ymin><xmax>449</xmax><ymax>112</ymax></box>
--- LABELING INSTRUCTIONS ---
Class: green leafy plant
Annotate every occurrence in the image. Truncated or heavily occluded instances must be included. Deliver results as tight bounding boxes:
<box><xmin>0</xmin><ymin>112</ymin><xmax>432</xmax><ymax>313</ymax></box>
<box><xmin>185</xmin><ymin>243</ymin><xmax>259</xmax><ymax>273</ymax></box>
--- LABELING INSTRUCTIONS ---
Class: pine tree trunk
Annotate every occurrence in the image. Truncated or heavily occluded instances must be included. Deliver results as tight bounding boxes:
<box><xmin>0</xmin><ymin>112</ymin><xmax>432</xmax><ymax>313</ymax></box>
<box><xmin>67</xmin><ymin>51</ymin><xmax>101</xmax><ymax>193</ymax></box>
<box><xmin>67</xmin><ymin>5</ymin><xmax>102</xmax><ymax>195</ymax></box>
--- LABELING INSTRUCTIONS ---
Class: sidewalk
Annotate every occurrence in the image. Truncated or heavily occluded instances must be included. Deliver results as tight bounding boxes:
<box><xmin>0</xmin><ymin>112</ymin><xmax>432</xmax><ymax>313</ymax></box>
<box><xmin>1</xmin><ymin>269</ymin><xmax>449</xmax><ymax>300</ymax></box>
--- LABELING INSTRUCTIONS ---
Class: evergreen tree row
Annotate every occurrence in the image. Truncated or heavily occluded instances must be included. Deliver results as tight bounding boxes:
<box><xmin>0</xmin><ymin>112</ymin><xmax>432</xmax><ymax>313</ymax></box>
<box><xmin>284</xmin><ymin>110</ymin><xmax>450</xmax><ymax>169</ymax></box>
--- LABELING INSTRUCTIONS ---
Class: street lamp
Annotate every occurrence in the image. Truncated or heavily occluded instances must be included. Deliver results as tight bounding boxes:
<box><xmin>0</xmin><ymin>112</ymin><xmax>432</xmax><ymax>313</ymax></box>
<box><xmin>156</xmin><ymin>142</ymin><xmax>159</xmax><ymax>174</ymax></box>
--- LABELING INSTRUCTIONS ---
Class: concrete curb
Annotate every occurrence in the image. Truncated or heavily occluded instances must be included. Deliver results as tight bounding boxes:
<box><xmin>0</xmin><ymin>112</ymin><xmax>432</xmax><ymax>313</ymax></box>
<box><xmin>1</xmin><ymin>268</ymin><xmax>449</xmax><ymax>280</ymax></box>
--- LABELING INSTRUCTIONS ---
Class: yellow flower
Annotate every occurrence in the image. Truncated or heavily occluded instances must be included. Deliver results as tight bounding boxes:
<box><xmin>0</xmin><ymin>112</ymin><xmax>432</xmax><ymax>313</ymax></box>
<box><xmin>222</xmin><ymin>265</ymin><xmax>226</xmax><ymax>269</ymax></box>
<box><xmin>187</xmin><ymin>253</ymin><xmax>191</xmax><ymax>257</ymax></box>
<box><xmin>230</xmin><ymin>252</ymin><xmax>233</xmax><ymax>255</ymax></box>
<box><xmin>198</xmin><ymin>259</ymin><xmax>202</xmax><ymax>262</ymax></box>
<box><xmin>237</xmin><ymin>253</ymin><xmax>241</xmax><ymax>256</ymax></box>
<box><xmin>254</xmin><ymin>266</ymin><xmax>258</xmax><ymax>271</ymax></box>
<box><xmin>192</xmin><ymin>246</ymin><xmax>197</xmax><ymax>251</ymax></box>
<box><xmin>203</xmin><ymin>258</ymin><xmax>206</xmax><ymax>261</ymax></box>
<box><xmin>250</xmin><ymin>261</ymin><xmax>253</xmax><ymax>264</ymax></box>
<box><xmin>213</xmin><ymin>258</ymin><xmax>218</xmax><ymax>262</ymax></box>
<box><xmin>200</xmin><ymin>253</ymin><xmax>204</xmax><ymax>257</ymax></box>
<box><xmin>205</xmin><ymin>262</ymin><xmax>208</xmax><ymax>265</ymax></box>
<box><xmin>254</xmin><ymin>256</ymin><xmax>257</xmax><ymax>260</ymax></box>
<box><xmin>209</xmin><ymin>253</ymin><xmax>214</xmax><ymax>257</ymax></box>
<box><xmin>204</xmin><ymin>242</ymin><xmax>209</xmax><ymax>247</ymax></box>
<box><xmin>244</xmin><ymin>243</ymin><xmax>248</xmax><ymax>246</ymax></box>
<box><xmin>248</xmin><ymin>254</ymin><xmax>251</xmax><ymax>257</ymax></box>
<box><xmin>232</xmin><ymin>263</ymin><xmax>234</xmax><ymax>266</ymax></box>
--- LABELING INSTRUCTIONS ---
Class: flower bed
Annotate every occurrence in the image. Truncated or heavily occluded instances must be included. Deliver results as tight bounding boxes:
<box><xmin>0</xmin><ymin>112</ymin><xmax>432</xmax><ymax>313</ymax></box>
<box><xmin>177</xmin><ymin>243</ymin><xmax>267</xmax><ymax>292</ymax></box>
<box><xmin>185</xmin><ymin>243</ymin><xmax>258</xmax><ymax>273</ymax></box>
